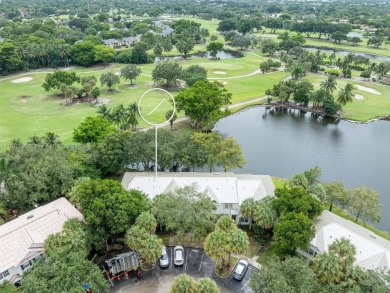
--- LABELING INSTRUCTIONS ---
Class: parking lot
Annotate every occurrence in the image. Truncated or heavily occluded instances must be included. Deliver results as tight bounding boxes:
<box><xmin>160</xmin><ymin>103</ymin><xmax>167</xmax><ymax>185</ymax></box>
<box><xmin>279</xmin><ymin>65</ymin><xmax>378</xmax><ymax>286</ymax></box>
<box><xmin>110</xmin><ymin>246</ymin><xmax>254</xmax><ymax>293</ymax></box>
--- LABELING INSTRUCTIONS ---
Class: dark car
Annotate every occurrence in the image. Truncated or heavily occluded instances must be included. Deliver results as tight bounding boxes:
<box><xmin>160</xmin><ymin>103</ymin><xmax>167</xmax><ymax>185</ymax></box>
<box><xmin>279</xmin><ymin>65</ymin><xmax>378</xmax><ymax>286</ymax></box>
<box><xmin>233</xmin><ymin>259</ymin><xmax>249</xmax><ymax>281</ymax></box>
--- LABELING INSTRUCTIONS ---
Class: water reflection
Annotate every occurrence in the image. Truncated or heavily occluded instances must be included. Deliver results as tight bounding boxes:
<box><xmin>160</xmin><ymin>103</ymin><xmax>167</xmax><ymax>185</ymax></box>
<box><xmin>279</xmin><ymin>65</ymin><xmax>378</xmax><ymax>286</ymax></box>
<box><xmin>214</xmin><ymin>107</ymin><xmax>390</xmax><ymax>231</ymax></box>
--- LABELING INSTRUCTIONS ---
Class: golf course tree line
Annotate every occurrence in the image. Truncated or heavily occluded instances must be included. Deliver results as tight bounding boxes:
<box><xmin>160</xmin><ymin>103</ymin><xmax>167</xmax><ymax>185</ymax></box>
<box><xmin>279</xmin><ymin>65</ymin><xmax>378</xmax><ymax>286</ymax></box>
<box><xmin>0</xmin><ymin>15</ymin><xmax>215</xmax><ymax>75</ymax></box>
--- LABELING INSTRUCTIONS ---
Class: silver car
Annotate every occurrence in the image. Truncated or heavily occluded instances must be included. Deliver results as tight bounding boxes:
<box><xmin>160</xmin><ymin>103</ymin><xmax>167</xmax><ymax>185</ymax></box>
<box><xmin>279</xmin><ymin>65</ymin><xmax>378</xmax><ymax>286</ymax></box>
<box><xmin>159</xmin><ymin>245</ymin><xmax>169</xmax><ymax>268</ymax></box>
<box><xmin>233</xmin><ymin>259</ymin><xmax>249</xmax><ymax>281</ymax></box>
<box><xmin>174</xmin><ymin>246</ymin><xmax>184</xmax><ymax>266</ymax></box>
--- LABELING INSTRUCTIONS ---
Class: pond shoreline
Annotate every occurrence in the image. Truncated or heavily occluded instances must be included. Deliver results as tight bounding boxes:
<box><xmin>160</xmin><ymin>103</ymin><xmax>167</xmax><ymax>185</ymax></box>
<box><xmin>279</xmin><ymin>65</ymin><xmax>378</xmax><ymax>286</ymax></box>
<box><xmin>229</xmin><ymin>102</ymin><xmax>390</xmax><ymax>125</ymax></box>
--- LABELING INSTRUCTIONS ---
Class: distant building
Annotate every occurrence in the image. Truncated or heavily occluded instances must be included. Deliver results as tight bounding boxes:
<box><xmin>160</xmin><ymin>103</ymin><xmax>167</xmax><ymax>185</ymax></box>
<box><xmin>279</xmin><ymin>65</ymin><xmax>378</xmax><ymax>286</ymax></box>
<box><xmin>103</xmin><ymin>38</ymin><xmax>121</xmax><ymax>48</ymax></box>
<box><xmin>0</xmin><ymin>198</ymin><xmax>83</xmax><ymax>285</ymax></box>
<box><xmin>299</xmin><ymin>210</ymin><xmax>390</xmax><ymax>271</ymax></box>
<box><xmin>121</xmin><ymin>172</ymin><xmax>275</xmax><ymax>222</ymax></box>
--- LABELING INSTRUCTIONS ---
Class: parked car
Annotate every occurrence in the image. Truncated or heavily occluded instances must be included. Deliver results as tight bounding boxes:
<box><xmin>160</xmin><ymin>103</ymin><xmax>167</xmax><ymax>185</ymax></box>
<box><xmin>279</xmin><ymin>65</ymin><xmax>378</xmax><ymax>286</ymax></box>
<box><xmin>159</xmin><ymin>245</ymin><xmax>169</xmax><ymax>268</ymax></box>
<box><xmin>174</xmin><ymin>246</ymin><xmax>184</xmax><ymax>266</ymax></box>
<box><xmin>233</xmin><ymin>259</ymin><xmax>249</xmax><ymax>281</ymax></box>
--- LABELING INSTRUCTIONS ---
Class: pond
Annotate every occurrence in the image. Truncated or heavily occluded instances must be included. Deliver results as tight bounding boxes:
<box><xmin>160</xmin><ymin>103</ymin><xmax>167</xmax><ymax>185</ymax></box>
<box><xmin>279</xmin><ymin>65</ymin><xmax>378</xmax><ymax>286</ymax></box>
<box><xmin>213</xmin><ymin>107</ymin><xmax>390</xmax><ymax>232</ymax></box>
<box><xmin>154</xmin><ymin>50</ymin><xmax>238</xmax><ymax>62</ymax></box>
<box><xmin>305</xmin><ymin>47</ymin><xmax>390</xmax><ymax>62</ymax></box>
<box><xmin>347</xmin><ymin>32</ymin><xmax>363</xmax><ymax>38</ymax></box>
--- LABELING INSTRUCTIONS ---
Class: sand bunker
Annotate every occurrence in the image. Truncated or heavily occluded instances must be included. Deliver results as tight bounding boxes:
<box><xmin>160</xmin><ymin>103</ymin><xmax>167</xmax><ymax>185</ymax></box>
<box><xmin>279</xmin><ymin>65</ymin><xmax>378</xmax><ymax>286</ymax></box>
<box><xmin>354</xmin><ymin>94</ymin><xmax>364</xmax><ymax>100</ymax></box>
<box><xmin>11</xmin><ymin>77</ymin><xmax>33</xmax><ymax>83</ymax></box>
<box><xmin>115</xmin><ymin>72</ymin><xmax>121</xmax><ymax>76</ymax></box>
<box><xmin>214</xmin><ymin>71</ymin><xmax>227</xmax><ymax>75</ymax></box>
<box><xmin>218</xmin><ymin>81</ymin><xmax>228</xmax><ymax>85</ymax></box>
<box><xmin>356</xmin><ymin>85</ymin><xmax>381</xmax><ymax>95</ymax></box>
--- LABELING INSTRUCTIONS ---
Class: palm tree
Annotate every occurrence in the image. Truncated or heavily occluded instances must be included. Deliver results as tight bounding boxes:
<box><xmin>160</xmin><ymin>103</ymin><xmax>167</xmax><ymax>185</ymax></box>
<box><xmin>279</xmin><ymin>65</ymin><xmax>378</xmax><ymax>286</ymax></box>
<box><xmin>253</xmin><ymin>196</ymin><xmax>277</xmax><ymax>229</ymax></box>
<box><xmin>329</xmin><ymin>237</ymin><xmax>357</xmax><ymax>270</ymax></box>
<box><xmin>97</xmin><ymin>105</ymin><xmax>111</xmax><ymax>120</ymax></box>
<box><xmin>337</xmin><ymin>83</ymin><xmax>355</xmax><ymax>106</ymax></box>
<box><xmin>314</xmin><ymin>252</ymin><xmax>343</xmax><ymax>284</ymax></box>
<box><xmin>197</xmin><ymin>278</ymin><xmax>219</xmax><ymax>293</ymax></box>
<box><xmin>320</xmin><ymin>76</ymin><xmax>337</xmax><ymax>94</ymax></box>
<box><xmin>127</xmin><ymin>102</ymin><xmax>139</xmax><ymax>131</ymax></box>
<box><xmin>135</xmin><ymin>212</ymin><xmax>157</xmax><ymax>234</ymax></box>
<box><xmin>205</xmin><ymin>230</ymin><xmax>229</xmax><ymax>270</ymax></box>
<box><xmin>166</xmin><ymin>110</ymin><xmax>177</xmax><ymax>131</ymax></box>
<box><xmin>230</xmin><ymin>229</ymin><xmax>249</xmax><ymax>256</ymax></box>
<box><xmin>239</xmin><ymin>198</ymin><xmax>257</xmax><ymax>230</ymax></box>
<box><xmin>139</xmin><ymin>234</ymin><xmax>163</xmax><ymax>267</ymax></box>
<box><xmin>44</xmin><ymin>132</ymin><xmax>62</xmax><ymax>147</ymax></box>
<box><xmin>125</xmin><ymin>225</ymin><xmax>148</xmax><ymax>251</ymax></box>
<box><xmin>291</xmin><ymin>65</ymin><xmax>305</xmax><ymax>80</ymax></box>
<box><xmin>170</xmin><ymin>274</ymin><xmax>198</xmax><ymax>293</ymax></box>
<box><xmin>329</xmin><ymin>50</ymin><xmax>337</xmax><ymax>67</ymax></box>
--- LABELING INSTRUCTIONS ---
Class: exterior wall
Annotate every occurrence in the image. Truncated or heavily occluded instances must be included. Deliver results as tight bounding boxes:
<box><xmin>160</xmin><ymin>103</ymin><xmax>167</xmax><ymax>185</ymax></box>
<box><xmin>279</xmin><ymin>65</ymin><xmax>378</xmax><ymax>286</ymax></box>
<box><xmin>1</xmin><ymin>254</ymin><xmax>42</xmax><ymax>284</ymax></box>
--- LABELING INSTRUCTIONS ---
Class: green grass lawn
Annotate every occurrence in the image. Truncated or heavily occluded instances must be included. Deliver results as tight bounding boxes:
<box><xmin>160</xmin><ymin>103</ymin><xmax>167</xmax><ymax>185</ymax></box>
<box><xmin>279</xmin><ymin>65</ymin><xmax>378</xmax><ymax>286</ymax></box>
<box><xmin>256</xmin><ymin>242</ymin><xmax>277</xmax><ymax>267</ymax></box>
<box><xmin>302</xmin><ymin>74</ymin><xmax>390</xmax><ymax>121</ymax></box>
<box><xmin>272</xmin><ymin>177</ymin><xmax>288</xmax><ymax>189</ymax></box>
<box><xmin>257</xmin><ymin>29</ymin><xmax>390</xmax><ymax>57</ymax></box>
<box><xmin>0</xmin><ymin>52</ymin><xmax>286</xmax><ymax>144</ymax></box>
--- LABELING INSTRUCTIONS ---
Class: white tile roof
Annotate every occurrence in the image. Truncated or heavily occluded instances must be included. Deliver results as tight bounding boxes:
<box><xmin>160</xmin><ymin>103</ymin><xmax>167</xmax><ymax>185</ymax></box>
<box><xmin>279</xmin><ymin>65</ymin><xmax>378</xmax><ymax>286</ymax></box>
<box><xmin>311</xmin><ymin>210</ymin><xmax>390</xmax><ymax>270</ymax></box>
<box><xmin>0</xmin><ymin>198</ymin><xmax>84</xmax><ymax>272</ymax></box>
<box><xmin>121</xmin><ymin>172</ymin><xmax>275</xmax><ymax>205</ymax></box>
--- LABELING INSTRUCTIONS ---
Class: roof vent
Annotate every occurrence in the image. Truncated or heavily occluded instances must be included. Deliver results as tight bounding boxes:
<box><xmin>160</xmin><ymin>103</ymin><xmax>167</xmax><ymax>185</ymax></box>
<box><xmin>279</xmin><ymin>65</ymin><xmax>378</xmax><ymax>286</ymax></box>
<box><xmin>27</xmin><ymin>215</ymin><xmax>34</xmax><ymax>220</ymax></box>
<box><xmin>369</xmin><ymin>234</ymin><xmax>376</xmax><ymax>239</ymax></box>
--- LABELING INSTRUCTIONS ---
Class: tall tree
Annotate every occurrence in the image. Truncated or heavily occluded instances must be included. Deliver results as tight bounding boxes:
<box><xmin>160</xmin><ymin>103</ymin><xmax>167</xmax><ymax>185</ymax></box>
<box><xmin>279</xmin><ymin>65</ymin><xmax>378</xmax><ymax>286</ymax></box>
<box><xmin>240</xmin><ymin>198</ymin><xmax>257</xmax><ymax>230</ymax></box>
<box><xmin>170</xmin><ymin>274</ymin><xmax>198</xmax><ymax>293</ymax></box>
<box><xmin>120</xmin><ymin>64</ymin><xmax>142</xmax><ymax>85</ymax></box>
<box><xmin>205</xmin><ymin>215</ymin><xmax>248</xmax><ymax>270</ymax></box>
<box><xmin>42</xmin><ymin>71</ymin><xmax>80</xmax><ymax>92</ymax></box>
<box><xmin>100</xmin><ymin>72</ymin><xmax>120</xmax><ymax>91</ymax></box>
<box><xmin>94</xmin><ymin>44</ymin><xmax>115</xmax><ymax>65</ymax></box>
<box><xmin>165</xmin><ymin>109</ymin><xmax>177</xmax><ymax>131</ymax></box>
<box><xmin>73</xmin><ymin>116</ymin><xmax>114</xmax><ymax>144</ymax></box>
<box><xmin>206</xmin><ymin>41</ymin><xmax>224</xmax><ymax>58</ymax></box>
<box><xmin>320</xmin><ymin>76</ymin><xmax>337</xmax><ymax>94</ymax></box>
<box><xmin>313</xmin><ymin>252</ymin><xmax>343</xmax><ymax>285</ymax></box>
<box><xmin>197</xmin><ymin>278</ymin><xmax>219</xmax><ymax>293</ymax></box>
<box><xmin>253</xmin><ymin>196</ymin><xmax>277</xmax><ymax>230</ymax></box>
<box><xmin>273</xmin><ymin>212</ymin><xmax>315</xmax><ymax>256</ymax></box>
<box><xmin>337</xmin><ymin>83</ymin><xmax>355</xmax><ymax>106</ymax></box>
<box><xmin>151</xmin><ymin>185</ymin><xmax>216</xmax><ymax>239</ymax></box>
<box><xmin>175</xmin><ymin>80</ymin><xmax>232</xmax><ymax>129</ymax></box>
<box><xmin>219</xmin><ymin>137</ymin><xmax>246</xmax><ymax>172</ymax></box>
<box><xmin>75</xmin><ymin>179</ymin><xmax>149</xmax><ymax>250</ymax></box>
<box><xmin>347</xmin><ymin>185</ymin><xmax>382</xmax><ymax>223</ymax></box>
<box><xmin>323</xmin><ymin>181</ymin><xmax>348</xmax><ymax>212</ymax></box>
<box><xmin>152</xmin><ymin>61</ymin><xmax>182</xmax><ymax>86</ymax></box>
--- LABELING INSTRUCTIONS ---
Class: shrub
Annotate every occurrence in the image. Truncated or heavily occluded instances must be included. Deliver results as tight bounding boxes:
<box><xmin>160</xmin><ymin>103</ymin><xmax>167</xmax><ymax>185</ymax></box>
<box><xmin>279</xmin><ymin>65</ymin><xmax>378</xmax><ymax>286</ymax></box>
<box><xmin>326</xmin><ymin>69</ymin><xmax>341</xmax><ymax>77</ymax></box>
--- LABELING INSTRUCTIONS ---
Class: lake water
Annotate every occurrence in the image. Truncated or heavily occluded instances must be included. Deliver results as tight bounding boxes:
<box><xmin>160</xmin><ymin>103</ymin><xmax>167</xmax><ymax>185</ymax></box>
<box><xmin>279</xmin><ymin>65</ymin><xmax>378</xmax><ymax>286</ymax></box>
<box><xmin>305</xmin><ymin>47</ymin><xmax>390</xmax><ymax>62</ymax></box>
<box><xmin>214</xmin><ymin>107</ymin><xmax>390</xmax><ymax>232</ymax></box>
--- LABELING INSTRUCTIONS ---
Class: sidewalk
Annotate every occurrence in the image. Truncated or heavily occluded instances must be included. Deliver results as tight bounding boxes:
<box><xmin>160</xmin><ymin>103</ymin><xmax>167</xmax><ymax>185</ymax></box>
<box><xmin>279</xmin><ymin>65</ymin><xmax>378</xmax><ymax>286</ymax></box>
<box><xmin>231</xmin><ymin>254</ymin><xmax>262</xmax><ymax>270</ymax></box>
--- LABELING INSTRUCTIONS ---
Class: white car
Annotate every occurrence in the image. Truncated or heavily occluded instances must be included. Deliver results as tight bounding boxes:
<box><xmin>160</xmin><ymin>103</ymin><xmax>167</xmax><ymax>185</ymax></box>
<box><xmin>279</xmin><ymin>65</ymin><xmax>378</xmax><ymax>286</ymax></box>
<box><xmin>174</xmin><ymin>246</ymin><xmax>184</xmax><ymax>266</ymax></box>
<box><xmin>159</xmin><ymin>245</ymin><xmax>169</xmax><ymax>268</ymax></box>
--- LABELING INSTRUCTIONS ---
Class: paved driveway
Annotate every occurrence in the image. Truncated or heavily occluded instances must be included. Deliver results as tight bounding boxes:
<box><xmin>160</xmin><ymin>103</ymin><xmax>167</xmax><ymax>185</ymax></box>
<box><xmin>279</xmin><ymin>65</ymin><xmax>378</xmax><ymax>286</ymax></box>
<box><xmin>109</xmin><ymin>246</ymin><xmax>254</xmax><ymax>293</ymax></box>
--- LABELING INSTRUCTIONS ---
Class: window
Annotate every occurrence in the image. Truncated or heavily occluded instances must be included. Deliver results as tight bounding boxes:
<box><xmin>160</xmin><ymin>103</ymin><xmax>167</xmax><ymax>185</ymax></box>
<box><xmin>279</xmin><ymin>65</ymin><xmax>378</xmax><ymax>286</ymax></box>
<box><xmin>0</xmin><ymin>270</ymin><xmax>10</xmax><ymax>279</ymax></box>
<box><xmin>223</xmin><ymin>203</ymin><xmax>233</xmax><ymax>209</ymax></box>
<box><xmin>307</xmin><ymin>249</ymin><xmax>316</xmax><ymax>257</ymax></box>
<box><xmin>21</xmin><ymin>261</ymin><xmax>32</xmax><ymax>270</ymax></box>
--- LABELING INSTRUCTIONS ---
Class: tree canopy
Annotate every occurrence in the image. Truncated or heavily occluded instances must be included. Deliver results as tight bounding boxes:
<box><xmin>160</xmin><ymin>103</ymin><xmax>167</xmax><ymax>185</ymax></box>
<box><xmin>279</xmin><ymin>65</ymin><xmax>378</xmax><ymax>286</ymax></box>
<box><xmin>75</xmin><ymin>179</ymin><xmax>149</xmax><ymax>250</ymax></box>
<box><xmin>175</xmin><ymin>80</ymin><xmax>232</xmax><ymax>129</ymax></box>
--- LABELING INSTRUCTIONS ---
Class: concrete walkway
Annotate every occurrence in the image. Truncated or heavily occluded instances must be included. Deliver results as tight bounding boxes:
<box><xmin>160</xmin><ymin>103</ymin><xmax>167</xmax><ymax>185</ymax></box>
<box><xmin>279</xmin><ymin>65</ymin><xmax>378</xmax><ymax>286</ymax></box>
<box><xmin>231</xmin><ymin>254</ymin><xmax>262</xmax><ymax>270</ymax></box>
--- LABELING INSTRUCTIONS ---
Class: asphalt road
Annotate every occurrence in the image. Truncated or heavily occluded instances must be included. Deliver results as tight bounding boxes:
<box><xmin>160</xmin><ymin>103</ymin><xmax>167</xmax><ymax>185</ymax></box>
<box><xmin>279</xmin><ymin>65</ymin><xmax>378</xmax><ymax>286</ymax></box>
<box><xmin>109</xmin><ymin>246</ymin><xmax>254</xmax><ymax>293</ymax></box>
